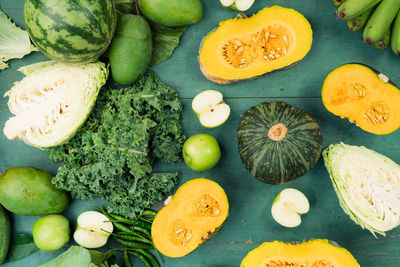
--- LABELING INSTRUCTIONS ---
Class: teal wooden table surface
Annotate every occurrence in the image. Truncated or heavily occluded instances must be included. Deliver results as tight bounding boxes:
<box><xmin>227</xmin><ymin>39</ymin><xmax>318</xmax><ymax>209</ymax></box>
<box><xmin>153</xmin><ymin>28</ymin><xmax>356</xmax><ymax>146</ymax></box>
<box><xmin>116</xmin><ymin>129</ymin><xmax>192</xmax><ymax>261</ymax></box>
<box><xmin>1</xmin><ymin>0</ymin><xmax>400</xmax><ymax>266</ymax></box>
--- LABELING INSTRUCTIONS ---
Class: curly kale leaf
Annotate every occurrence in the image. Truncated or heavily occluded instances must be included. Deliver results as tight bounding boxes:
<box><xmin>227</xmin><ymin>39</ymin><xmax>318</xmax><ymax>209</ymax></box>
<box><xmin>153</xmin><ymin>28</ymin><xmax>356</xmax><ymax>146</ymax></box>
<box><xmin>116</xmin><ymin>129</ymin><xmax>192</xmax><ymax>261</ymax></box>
<box><xmin>46</xmin><ymin>71</ymin><xmax>184</xmax><ymax>218</ymax></box>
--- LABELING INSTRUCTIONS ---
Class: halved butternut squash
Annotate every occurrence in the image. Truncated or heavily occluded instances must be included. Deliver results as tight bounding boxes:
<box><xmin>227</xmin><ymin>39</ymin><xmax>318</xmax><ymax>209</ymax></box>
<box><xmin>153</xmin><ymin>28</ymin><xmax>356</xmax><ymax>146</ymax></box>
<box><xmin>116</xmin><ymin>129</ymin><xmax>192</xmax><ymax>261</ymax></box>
<box><xmin>198</xmin><ymin>5</ymin><xmax>313</xmax><ymax>84</ymax></box>
<box><xmin>151</xmin><ymin>178</ymin><xmax>229</xmax><ymax>258</ymax></box>
<box><xmin>322</xmin><ymin>63</ymin><xmax>400</xmax><ymax>135</ymax></box>
<box><xmin>241</xmin><ymin>239</ymin><xmax>360</xmax><ymax>267</ymax></box>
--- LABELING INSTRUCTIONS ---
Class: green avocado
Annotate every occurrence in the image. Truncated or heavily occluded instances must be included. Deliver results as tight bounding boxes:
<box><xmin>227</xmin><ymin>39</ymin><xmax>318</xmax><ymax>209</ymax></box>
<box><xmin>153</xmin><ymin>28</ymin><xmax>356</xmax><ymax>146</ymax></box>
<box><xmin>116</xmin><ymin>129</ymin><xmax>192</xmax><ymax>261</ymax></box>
<box><xmin>0</xmin><ymin>167</ymin><xmax>69</xmax><ymax>216</ymax></box>
<box><xmin>109</xmin><ymin>15</ymin><xmax>152</xmax><ymax>84</ymax></box>
<box><xmin>138</xmin><ymin>0</ymin><xmax>202</xmax><ymax>27</ymax></box>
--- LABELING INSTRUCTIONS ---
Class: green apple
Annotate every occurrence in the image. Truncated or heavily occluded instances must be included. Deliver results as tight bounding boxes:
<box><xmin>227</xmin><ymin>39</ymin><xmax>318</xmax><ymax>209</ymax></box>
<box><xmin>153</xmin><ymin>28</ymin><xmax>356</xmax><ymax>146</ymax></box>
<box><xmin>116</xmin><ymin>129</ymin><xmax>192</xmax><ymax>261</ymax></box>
<box><xmin>182</xmin><ymin>134</ymin><xmax>221</xmax><ymax>171</ymax></box>
<box><xmin>220</xmin><ymin>0</ymin><xmax>255</xmax><ymax>11</ymax></box>
<box><xmin>73</xmin><ymin>211</ymin><xmax>113</xmax><ymax>248</ymax></box>
<box><xmin>192</xmin><ymin>90</ymin><xmax>230</xmax><ymax>128</ymax></box>
<box><xmin>271</xmin><ymin>188</ymin><xmax>310</xmax><ymax>228</ymax></box>
<box><xmin>32</xmin><ymin>214</ymin><xmax>70</xmax><ymax>251</ymax></box>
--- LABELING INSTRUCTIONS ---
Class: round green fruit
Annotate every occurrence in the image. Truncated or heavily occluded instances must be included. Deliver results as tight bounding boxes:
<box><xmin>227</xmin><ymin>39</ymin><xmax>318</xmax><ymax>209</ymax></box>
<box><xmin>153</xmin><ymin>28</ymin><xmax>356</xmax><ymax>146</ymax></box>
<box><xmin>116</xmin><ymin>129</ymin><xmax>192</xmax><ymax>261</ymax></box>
<box><xmin>182</xmin><ymin>134</ymin><xmax>221</xmax><ymax>172</ymax></box>
<box><xmin>192</xmin><ymin>90</ymin><xmax>231</xmax><ymax>128</ymax></box>
<box><xmin>24</xmin><ymin>0</ymin><xmax>117</xmax><ymax>63</ymax></box>
<box><xmin>138</xmin><ymin>0</ymin><xmax>202</xmax><ymax>27</ymax></box>
<box><xmin>109</xmin><ymin>14</ymin><xmax>152</xmax><ymax>84</ymax></box>
<box><xmin>32</xmin><ymin>214</ymin><xmax>70</xmax><ymax>251</ymax></box>
<box><xmin>238</xmin><ymin>101</ymin><xmax>322</xmax><ymax>185</ymax></box>
<box><xmin>0</xmin><ymin>167</ymin><xmax>69</xmax><ymax>216</ymax></box>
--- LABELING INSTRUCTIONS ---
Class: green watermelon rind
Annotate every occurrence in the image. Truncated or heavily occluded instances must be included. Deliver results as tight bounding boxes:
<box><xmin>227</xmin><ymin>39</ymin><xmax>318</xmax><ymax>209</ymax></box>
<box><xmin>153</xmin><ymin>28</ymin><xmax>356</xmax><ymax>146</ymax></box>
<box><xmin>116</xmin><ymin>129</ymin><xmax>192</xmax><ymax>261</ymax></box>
<box><xmin>24</xmin><ymin>0</ymin><xmax>117</xmax><ymax>63</ymax></box>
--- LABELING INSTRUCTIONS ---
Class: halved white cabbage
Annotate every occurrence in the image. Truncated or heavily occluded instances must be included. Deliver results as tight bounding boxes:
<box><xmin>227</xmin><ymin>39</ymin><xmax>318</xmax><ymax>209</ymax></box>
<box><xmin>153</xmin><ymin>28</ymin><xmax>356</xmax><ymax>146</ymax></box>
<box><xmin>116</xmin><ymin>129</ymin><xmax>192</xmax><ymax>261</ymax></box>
<box><xmin>3</xmin><ymin>61</ymin><xmax>108</xmax><ymax>148</ymax></box>
<box><xmin>323</xmin><ymin>143</ymin><xmax>400</xmax><ymax>237</ymax></box>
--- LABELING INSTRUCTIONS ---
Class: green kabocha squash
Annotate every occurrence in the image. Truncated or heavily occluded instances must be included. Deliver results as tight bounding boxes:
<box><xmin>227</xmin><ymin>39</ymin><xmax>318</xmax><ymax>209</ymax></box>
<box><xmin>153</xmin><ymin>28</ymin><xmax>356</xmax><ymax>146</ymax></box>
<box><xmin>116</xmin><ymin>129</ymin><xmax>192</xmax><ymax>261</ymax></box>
<box><xmin>238</xmin><ymin>101</ymin><xmax>322</xmax><ymax>185</ymax></box>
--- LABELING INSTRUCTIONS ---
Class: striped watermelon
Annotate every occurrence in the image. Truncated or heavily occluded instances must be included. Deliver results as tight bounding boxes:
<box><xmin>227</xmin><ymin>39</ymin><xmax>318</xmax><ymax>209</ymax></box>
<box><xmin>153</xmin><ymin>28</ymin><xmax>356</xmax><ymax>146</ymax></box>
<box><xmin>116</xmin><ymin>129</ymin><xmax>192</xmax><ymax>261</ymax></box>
<box><xmin>24</xmin><ymin>0</ymin><xmax>116</xmax><ymax>63</ymax></box>
<box><xmin>238</xmin><ymin>101</ymin><xmax>323</xmax><ymax>185</ymax></box>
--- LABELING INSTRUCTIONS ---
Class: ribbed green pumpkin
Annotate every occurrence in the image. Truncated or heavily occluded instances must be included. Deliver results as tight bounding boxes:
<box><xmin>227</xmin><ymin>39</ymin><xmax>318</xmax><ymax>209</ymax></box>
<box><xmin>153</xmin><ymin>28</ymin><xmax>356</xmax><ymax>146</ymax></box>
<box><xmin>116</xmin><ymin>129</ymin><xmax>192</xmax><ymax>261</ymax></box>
<box><xmin>0</xmin><ymin>205</ymin><xmax>10</xmax><ymax>264</ymax></box>
<box><xmin>238</xmin><ymin>101</ymin><xmax>323</xmax><ymax>185</ymax></box>
<box><xmin>24</xmin><ymin>0</ymin><xmax>116</xmax><ymax>63</ymax></box>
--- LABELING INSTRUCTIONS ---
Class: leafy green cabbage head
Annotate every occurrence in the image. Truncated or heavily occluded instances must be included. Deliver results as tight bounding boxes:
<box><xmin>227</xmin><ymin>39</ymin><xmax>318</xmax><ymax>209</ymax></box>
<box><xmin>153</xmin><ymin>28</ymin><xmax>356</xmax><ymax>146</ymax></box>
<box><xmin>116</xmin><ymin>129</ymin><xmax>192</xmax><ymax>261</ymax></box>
<box><xmin>323</xmin><ymin>143</ymin><xmax>400</xmax><ymax>237</ymax></box>
<box><xmin>3</xmin><ymin>61</ymin><xmax>108</xmax><ymax>148</ymax></box>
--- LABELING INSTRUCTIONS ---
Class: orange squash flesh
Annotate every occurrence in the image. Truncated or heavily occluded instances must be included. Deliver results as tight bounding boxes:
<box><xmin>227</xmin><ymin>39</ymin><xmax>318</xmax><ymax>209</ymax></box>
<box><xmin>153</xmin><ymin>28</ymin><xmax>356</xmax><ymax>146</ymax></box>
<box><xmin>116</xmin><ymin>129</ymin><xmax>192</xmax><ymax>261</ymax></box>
<box><xmin>241</xmin><ymin>239</ymin><xmax>360</xmax><ymax>267</ymax></box>
<box><xmin>151</xmin><ymin>178</ymin><xmax>229</xmax><ymax>258</ymax></box>
<box><xmin>198</xmin><ymin>5</ymin><xmax>313</xmax><ymax>84</ymax></box>
<box><xmin>322</xmin><ymin>64</ymin><xmax>400</xmax><ymax>135</ymax></box>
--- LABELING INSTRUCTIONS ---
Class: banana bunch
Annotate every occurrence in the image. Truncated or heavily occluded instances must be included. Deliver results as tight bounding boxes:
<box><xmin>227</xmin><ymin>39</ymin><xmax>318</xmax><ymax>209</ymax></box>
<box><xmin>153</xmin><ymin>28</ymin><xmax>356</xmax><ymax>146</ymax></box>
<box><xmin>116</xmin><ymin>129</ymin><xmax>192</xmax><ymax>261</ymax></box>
<box><xmin>334</xmin><ymin>0</ymin><xmax>400</xmax><ymax>54</ymax></box>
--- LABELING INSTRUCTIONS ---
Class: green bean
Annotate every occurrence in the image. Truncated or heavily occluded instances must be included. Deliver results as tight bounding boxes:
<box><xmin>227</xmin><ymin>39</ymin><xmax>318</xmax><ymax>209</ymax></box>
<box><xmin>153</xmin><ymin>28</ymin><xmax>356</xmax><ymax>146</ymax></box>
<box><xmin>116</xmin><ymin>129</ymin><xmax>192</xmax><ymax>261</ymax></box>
<box><xmin>135</xmin><ymin>219</ymin><xmax>152</xmax><ymax>231</ymax></box>
<box><xmin>116</xmin><ymin>238</ymin><xmax>154</xmax><ymax>249</ymax></box>
<box><xmin>99</xmin><ymin>207</ymin><xmax>110</xmax><ymax>217</ymax></box>
<box><xmin>113</xmin><ymin>221</ymin><xmax>138</xmax><ymax>235</ymax></box>
<box><xmin>142</xmin><ymin>210</ymin><xmax>157</xmax><ymax>216</ymax></box>
<box><xmin>115</xmin><ymin>230</ymin><xmax>152</xmax><ymax>242</ymax></box>
<box><xmin>109</xmin><ymin>213</ymin><xmax>135</xmax><ymax>224</ymax></box>
<box><xmin>113</xmin><ymin>232</ymin><xmax>152</xmax><ymax>244</ymax></box>
<box><xmin>138</xmin><ymin>216</ymin><xmax>153</xmax><ymax>223</ymax></box>
<box><xmin>133</xmin><ymin>249</ymin><xmax>160</xmax><ymax>267</ymax></box>
<box><xmin>124</xmin><ymin>250</ymin><xmax>133</xmax><ymax>267</ymax></box>
<box><xmin>131</xmin><ymin>226</ymin><xmax>151</xmax><ymax>237</ymax></box>
<box><xmin>127</xmin><ymin>251</ymin><xmax>152</xmax><ymax>267</ymax></box>
<box><xmin>102</xmin><ymin>213</ymin><xmax>151</xmax><ymax>238</ymax></box>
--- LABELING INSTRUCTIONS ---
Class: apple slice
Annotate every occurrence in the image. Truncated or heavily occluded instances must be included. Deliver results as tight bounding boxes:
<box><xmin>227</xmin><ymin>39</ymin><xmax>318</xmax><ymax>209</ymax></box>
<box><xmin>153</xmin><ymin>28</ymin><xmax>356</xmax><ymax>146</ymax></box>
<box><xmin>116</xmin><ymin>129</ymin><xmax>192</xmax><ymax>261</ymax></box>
<box><xmin>271</xmin><ymin>188</ymin><xmax>310</xmax><ymax>228</ymax></box>
<box><xmin>73</xmin><ymin>211</ymin><xmax>113</xmax><ymax>248</ymax></box>
<box><xmin>220</xmin><ymin>0</ymin><xmax>255</xmax><ymax>11</ymax></box>
<box><xmin>192</xmin><ymin>90</ymin><xmax>230</xmax><ymax>128</ymax></box>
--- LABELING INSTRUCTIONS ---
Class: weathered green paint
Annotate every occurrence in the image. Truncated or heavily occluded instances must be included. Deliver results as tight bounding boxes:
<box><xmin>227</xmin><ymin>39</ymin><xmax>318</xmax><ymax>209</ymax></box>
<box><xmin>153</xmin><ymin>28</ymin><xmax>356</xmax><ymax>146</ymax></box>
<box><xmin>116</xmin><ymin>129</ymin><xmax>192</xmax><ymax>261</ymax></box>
<box><xmin>24</xmin><ymin>0</ymin><xmax>116</xmax><ymax>62</ymax></box>
<box><xmin>0</xmin><ymin>0</ymin><xmax>400</xmax><ymax>266</ymax></box>
<box><xmin>238</xmin><ymin>101</ymin><xmax>322</xmax><ymax>185</ymax></box>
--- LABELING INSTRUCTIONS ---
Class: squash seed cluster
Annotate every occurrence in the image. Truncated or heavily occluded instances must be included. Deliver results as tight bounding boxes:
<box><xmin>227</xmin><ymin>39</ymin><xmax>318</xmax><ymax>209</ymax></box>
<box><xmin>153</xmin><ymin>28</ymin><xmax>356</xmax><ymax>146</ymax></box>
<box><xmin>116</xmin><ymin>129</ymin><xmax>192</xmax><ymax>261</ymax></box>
<box><xmin>221</xmin><ymin>26</ymin><xmax>291</xmax><ymax>68</ymax></box>
<box><xmin>262</xmin><ymin>258</ymin><xmax>338</xmax><ymax>267</ymax></box>
<box><xmin>169</xmin><ymin>220</ymin><xmax>193</xmax><ymax>246</ymax></box>
<box><xmin>194</xmin><ymin>194</ymin><xmax>221</xmax><ymax>217</ymax></box>
<box><xmin>364</xmin><ymin>102</ymin><xmax>389</xmax><ymax>125</ymax></box>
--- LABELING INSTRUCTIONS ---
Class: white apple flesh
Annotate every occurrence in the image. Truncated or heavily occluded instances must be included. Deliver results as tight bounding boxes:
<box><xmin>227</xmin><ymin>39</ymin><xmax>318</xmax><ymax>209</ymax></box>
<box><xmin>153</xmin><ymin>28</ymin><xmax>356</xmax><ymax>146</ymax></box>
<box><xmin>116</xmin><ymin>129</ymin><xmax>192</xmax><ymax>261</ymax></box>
<box><xmin>73</xmin><ymin>211</ymin><xmax>113</xmax><ymax>249</ymax></box>
<box><xmin>192</xmin><ymin>90</ymin><xmax>230</xmax><ymax>128</ymax></box>
<box><xmin>220</xmin><ymin>0</ymin><xmax>234</xmax><ymax>6</ymax></box>
<box><xmin>234</xmin><ymin>0</ymin><xmax>255</xmax><ymax>11</ymax></box>
<box><xmin>220</xmin><ymin>0</ymin><xmax>255</xmax><ymax>11</ymax></box>
<box><xmin>271</xmin><ymin>188</ymin><xmax>310</xmax><ymax>228</ymax></box>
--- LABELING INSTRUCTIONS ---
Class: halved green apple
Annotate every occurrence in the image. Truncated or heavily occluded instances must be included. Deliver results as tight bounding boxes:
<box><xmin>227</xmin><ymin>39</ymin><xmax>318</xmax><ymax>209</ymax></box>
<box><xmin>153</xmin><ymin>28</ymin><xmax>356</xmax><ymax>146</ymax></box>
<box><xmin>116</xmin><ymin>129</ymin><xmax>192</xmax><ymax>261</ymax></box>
<box><xmin>192</xmin><ymin>90</ymin><xmax>230</xmax><ymax>128</ymax></box>
<box><xmin>220</xmin><ymin>0</ymin><xmax>255</xmax><ymax>11</ymax></box>
<box><xmin>271</xmin><ymin>188</ymin><xmax>310</xmax><ymax>228</ymax></box>
<box><xmin>73</xmin><ymin>211</ymin><xmax>113</xmax><ymax>248</ymax></box>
